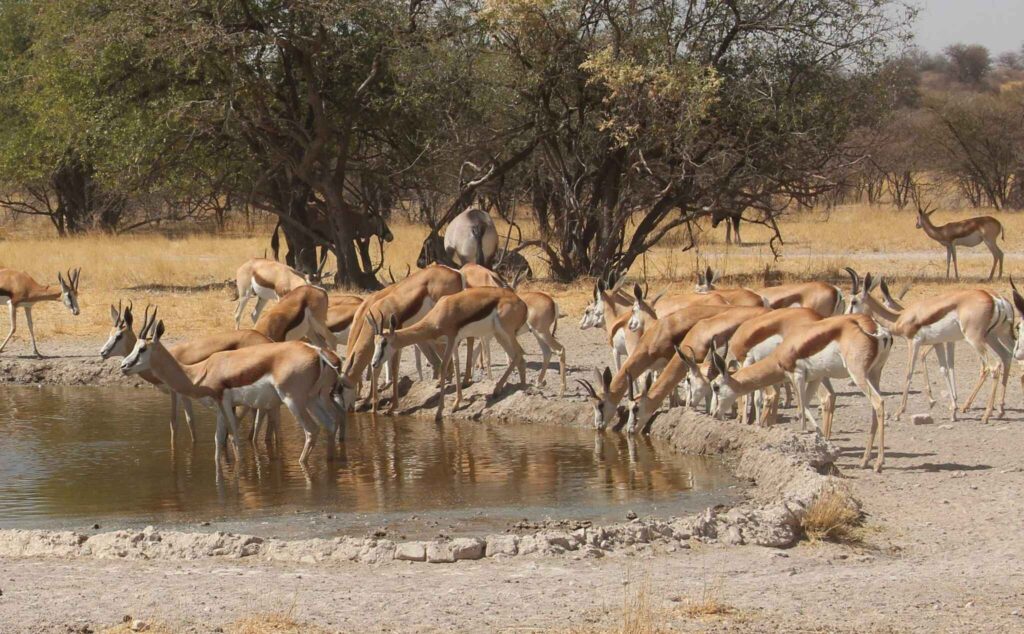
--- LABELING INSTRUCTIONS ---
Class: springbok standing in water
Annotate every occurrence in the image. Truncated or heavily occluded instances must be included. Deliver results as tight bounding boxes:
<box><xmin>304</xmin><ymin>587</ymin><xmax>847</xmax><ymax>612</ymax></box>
<box><xmin>0</xmin><ymin>267</ymin><xmax>81</xmax><ymax>357</ymax></box>
<box><xmin>915</xmin><ymin>201</ymin><xmax>1004</xmax><ymax>280</ymax></box>
<box><xmin>121</xmin><ymin>307</ymin><xmax>348</xmax><ymax>465</ymax></box>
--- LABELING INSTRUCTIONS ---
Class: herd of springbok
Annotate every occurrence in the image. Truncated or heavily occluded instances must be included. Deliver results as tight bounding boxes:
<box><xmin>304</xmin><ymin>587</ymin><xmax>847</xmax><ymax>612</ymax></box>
<box><xmin>0</xmin><ymin>208</ymin><xmax>1018</xmax><ymax>473</ymax></box>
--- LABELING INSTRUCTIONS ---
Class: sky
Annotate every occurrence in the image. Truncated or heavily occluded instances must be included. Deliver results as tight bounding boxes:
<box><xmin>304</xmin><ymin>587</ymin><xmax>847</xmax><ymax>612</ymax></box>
<box><xmin>914</xmin><ymin>0</ymin><xmax>1022</xmax><ymax>54</ymax></box>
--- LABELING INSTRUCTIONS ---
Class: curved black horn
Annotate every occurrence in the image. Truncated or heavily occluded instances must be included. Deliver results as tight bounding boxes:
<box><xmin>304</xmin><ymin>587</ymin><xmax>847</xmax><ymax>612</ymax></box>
<box><xmin>576</xmin><ymin>379</ymin><xmax>597</xmax><ymax>398</ymax></box>
<box><xmin>843</xmin><ymin>267</ymin><xmax>860</xmax><ymax>295</ymax></box>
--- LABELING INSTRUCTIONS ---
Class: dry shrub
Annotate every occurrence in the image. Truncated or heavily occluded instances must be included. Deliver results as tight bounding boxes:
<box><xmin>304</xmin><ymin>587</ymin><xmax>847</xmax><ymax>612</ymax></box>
<box><xmin>801</xmin><ymin>482</ymin><xmax>862</xmax><ymax>543</ymax></box>
<box><xmin>225</xmin><ymin>612</ymin><xmax>330</xmax><ymax>634</ymax></box>
<box><xmin>675</xmin><ymin>576</ymin><xmax>734</xmax><ymax>620</ymax></box>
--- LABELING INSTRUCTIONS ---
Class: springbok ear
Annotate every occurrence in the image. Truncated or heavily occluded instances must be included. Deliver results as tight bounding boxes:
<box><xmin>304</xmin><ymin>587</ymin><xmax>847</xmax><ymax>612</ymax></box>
<box><xmin>633</xmin><ymin>283</ymin><xmax>643</xmax><ymax>302</ymax></box>
<box><xmin>109</xmin><ymin>305</ymin><xmax>120</xmax><ymax>325</ymax></box>
<box><xmin>73</xmin><ymin>268</ymin><xmax>81</xmax><ymax>289</ymax></box>
<box><xmin>864</xmin><ymin>273</ymin><xmax>875</xmax><ymax>293</ymax></box>
<box><xmin>705</xmin><ymin>266</ymin><xmax>714</xmax><ymax>284</ymax></box>
<box><xmin>57</xmin><ymin>272</ymin><xmax>67</xmax><ymax>289</ymax></box>
<box><xmin>154</xmin><ymin>320</ymin><xmax>165</xmax><ymax>343</ymax></box>
<box><xmin>123</xmin><ymin>306</ymin><xmax>134</xmax><ymax>329</ymax></box>
<box><xmin>388</xmin><ymin>314</ymin><xmax>398</xmax><ymax>334</ymax></box>
<box><xmin>643</xmin><ymin>372</ymin><xmax>653</xmax><ymax>394</ymax></box>
<box><xmin>601</xmin><ymin>366</ymin><xmax>613</xmax><ymax>391</ymax></box>
<box><xmin>1011</xmin><ymin>277</ymin><xmax>1024</xmax><ymax>316</ymax></box>
<box><xmin>596</xmin><ymin>279</ymin><xmax>605</xmax><ymax>295</ymax></box>
<box><xmin>710</xmin><ymin>267</ymin><xmax>719</xmax><ymax>284</ymax></box>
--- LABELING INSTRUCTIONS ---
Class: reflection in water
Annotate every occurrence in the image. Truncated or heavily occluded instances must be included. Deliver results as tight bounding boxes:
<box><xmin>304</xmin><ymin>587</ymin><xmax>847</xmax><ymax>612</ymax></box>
<box><xmin>0</xmin><ymin>386</ymin><xmax>739</xmax><ymax>537</ymax></box>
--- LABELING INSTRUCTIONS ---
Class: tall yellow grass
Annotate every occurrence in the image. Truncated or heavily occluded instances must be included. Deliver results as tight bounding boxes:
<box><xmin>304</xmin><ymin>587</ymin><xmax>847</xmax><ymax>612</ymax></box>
<box><xmin>1</xmin><ymin>202</ymin><xmax>1020</xmax><ymax>344</ymax></box>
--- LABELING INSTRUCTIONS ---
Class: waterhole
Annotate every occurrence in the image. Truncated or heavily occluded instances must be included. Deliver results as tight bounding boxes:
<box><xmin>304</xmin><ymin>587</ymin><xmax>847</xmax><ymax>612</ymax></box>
<box><xmin>0</xmin><ymin>386</ymin><xmax>741</xmax><ymax>539</ymax></box>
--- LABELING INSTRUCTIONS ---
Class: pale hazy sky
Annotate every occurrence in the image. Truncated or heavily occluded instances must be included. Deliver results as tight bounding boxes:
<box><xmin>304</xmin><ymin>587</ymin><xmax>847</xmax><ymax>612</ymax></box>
<box><xmin>914</xmin><ymin>0</ymin><xmax>1022</xmax><ymax>53</ymax></box>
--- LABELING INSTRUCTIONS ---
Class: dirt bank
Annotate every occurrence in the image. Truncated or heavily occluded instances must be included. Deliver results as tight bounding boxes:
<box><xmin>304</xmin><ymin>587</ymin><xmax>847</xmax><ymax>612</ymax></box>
<box><xmin>2</xmin><ymin>328</ymin><xmax>1024</xmax><ymax>631</ymax></box>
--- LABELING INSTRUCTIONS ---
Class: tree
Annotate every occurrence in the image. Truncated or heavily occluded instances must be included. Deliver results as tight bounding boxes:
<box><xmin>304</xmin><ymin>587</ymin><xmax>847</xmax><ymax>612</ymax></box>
<box><xmin>944</xmin><ymin>43</ymin><xmax>991</xmax><ymax>85</ymax></box>
<box><xmin>486</xmin><ymin>0</ymin><xmax>913</xmax><ymax>279</ymax></box>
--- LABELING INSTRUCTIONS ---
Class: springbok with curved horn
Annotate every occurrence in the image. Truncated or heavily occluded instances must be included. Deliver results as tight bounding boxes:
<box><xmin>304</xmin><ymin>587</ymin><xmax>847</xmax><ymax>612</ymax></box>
<box><xmin>577</xmin><ymin>304</ymin><xmax>733</xmax><ymax>430</ymax></box>
<box><xmin>579</xmin><ymin>269</ymin><xmax>632</xmax><ymax>331</ymax></box>
<box><xmin>342</xmin><ymin>264</ymin><xmax>464</xmax><ymax>412</ymax></box>
<box><xmin>914</xmin><ymin>200</ymin><xmax>1004</xmax><ymax>280</ymax></box>
<box><xmin>100</xmin><ymin>302</ymin><xmax>274</xmax><ymax>444</ymax></box>
<box><xmin>232</xmin><ymin>257</ymin><xmax>314</xmax><ymax>328</ymax></box>
<box><xmin>846</xmin><ymin>268</ymin><xmax>1013</xmax><ymax>423</ymax></box>
<box><xmin>694</xmin><ymin>266</ymin><xmax>767</xmax><ymax>307</ymax></box>
<box><xmin>624</xmin><ymin>305</ymin><xmax>770</xmax><ymax>433</ymax></box>
<box><xmin>0</xmin><ymin>267</ymin><xmax>81</xmax><ymax>357</ymax></box>
<box><xmin>704</xmin><ymin>314</ymin><xmax>893</xmax><ymax>471</ymax></box>
<box><xmin>368</xmin><ymin>286</ymin><xmax>528</xmax><ymax>420</ymax></box>
<box><xmin>121</xmin><ymin>307</ymin><xmax>348</xmax><ymax>465</ymax></box>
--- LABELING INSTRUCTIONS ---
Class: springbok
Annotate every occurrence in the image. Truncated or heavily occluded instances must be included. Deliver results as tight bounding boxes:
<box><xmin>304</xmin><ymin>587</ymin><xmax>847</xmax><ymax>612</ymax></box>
<box><xmin>0</xmin><ymin>267</ymin><xmax>81</xmax><ymax>357</ymax></box>
<box><xmin>417</xmin><ymin>208</ymin><xmax>498</xmax><ymax>268</ymax></box>
<box><xmin>342</xmin><ymin>264</ymin><xmax>464</xmax><ymax>412</ymax></box>
<box><xmin>232</xmin><ymin>257</ymin><xmax>315</xmax><ymax>328</ymax></box>
<box><xmin>326</xmin><ymin>294</ymin><xmax>364</xmax><ymax>343</ymax></box>
<box><xmin>694</xmin><ymin>267</ymin><xmax>766</xmax><ymax>307</ymax></box>
<box><xmin>755</xmin><ymin>281</ymin><xmax>845</xmax><ymax>317</ymax></box>
<box><xmin>624</xmin><ymin>305</ymin><xmax>770</xmax><ymax>433</ymax></box>
<box><xmin>705</xmin><ymin>314</ymin><xmax>893</xmax><ymax>471</ymax></box>
<box><xmin>253</xmin><ymin>286</ymin><xmax>337</xmax><ymax>349</ymax></box>
<box><xmin>577</xmin><ymin>304</ymin><xmax>733</xmax><ymax>430</ymax></box>
<box><xmin>367</xmin><ymin>286</ymin><xmax>528</xmax><ymax>420</ymax></box>
<box><xmin>100</xmin><ymin>302</ymin><xmax>273</xmax><ymax>443</ymax></box>
<box><xmin>579</xmin><ymin>270</ymin><xmax>633</xmax><ymax>331</ymax></box>
<box><xmin>625</xmin><ymin>283</ymin><xmax>730</xmax><ymax>333</ymax></box>
<box><xmin>915</xmin><ymin>202</ymin><xmax>1004</xmax><ymax>280</ymax></box>
<box><xmin>121</xmin><ymin>308</ymin><xmax>348</xmax><ymax>465</ymax></box>
<box><xmin>846</xmin><ymin>269</ymin><xmax>1012</xmax><ymax>423</ymax></box>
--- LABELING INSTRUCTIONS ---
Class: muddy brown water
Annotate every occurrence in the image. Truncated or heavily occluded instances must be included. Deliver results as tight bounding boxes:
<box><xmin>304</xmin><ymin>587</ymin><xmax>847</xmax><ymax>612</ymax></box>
<box><xmin>0</xmin><ymin>386</ymin><xmax>741</xmax><ymax>539</ymax></box>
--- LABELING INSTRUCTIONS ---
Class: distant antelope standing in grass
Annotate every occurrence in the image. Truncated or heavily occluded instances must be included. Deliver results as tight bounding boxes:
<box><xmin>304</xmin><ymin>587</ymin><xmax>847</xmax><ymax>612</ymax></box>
<box><xmin>914</xmin><ymin>200</ymin><xmax>1004</xmax><ymax>280</ymax></box>
<box><xmin>0</xmin><ymin>267</ymin><xmax>81</xmax><ymax>357</ymax></box>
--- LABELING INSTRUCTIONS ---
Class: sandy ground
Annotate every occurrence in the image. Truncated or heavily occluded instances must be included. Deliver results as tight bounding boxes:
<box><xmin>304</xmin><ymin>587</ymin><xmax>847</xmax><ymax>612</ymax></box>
<box><xmin>2</xmin><ymin>320</ymin><xmax>1024</xmax><ymax>632</ymax></box>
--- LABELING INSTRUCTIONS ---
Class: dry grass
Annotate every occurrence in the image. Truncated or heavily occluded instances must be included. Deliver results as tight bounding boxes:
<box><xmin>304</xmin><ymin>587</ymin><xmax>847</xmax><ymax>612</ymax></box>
<box><xmin>1</xmin><ymin>201</ymin><xmax>1020</xmax><ymax>346</ymax></box>
<box><xmin>801</xmin><ymin>481</ymin><xmax>862</xmax><ymax>543</ymax></box>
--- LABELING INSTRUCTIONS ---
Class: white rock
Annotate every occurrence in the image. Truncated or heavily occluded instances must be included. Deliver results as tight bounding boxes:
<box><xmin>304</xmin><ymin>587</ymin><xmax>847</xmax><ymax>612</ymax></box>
<box><xmin>485</xmin><ymin>535</ymin><xmax>519</xmax><ymax>557</ymax></box>
<box><xmin>451</xmin><ymin>537</ymin><xmax>484</xmax><ymax>560</ymax></box>
<box><xmin>426</xmin><ymin>541</ymin><xmax>455</xmax><ymax>563</ymax></box>
<box><xmin>394</xmin><ymin>541</ymin><xmax>427</xmax><ymax>562</ymax></box>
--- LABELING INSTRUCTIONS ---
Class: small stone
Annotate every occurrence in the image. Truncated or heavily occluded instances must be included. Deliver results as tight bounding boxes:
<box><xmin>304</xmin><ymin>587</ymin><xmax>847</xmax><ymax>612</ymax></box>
<box><xmin>485</xmin><ymin>535</ymin><xmax>519</xmax><ymax>557</ymax></box>
<box><xmin>939</xmin><ymin>424</ymin><xmax>954</xmax><ymax>430</ymax></box>
<box><xmin>200</xmin><ymin>521</ymin><xmax>210</xmax><ymax>527</ymax></box>
<box><xmin>394</xmin><ymin>542</ymin><xmax>427</xmax><ymax>562</ymax></box>
<box><xmin>450</xmin><ymin>537</ymin><xmax>484</xmax><ymax>561</ymax></box>
<box><xmin>92</xmin><ymin>524</ymin><xmax>100</xmax><ymax>530</ymax></box>
<box><xmin>426</xmin><ymin>541</ymin><xmax>455</xmax><ymax>563</ymax></box>
<box><xmin>912</xmin><ymin>414</ymin><xmax>934</xmax><ymax>425</ymax></box>
<box><xmin>130</xmin><ymin>619</ymin><xmax>148</xmax><ymax>632</ymax></box>
<box><xmin>626</xmin><ymin>510</ymin><xmax>638</xmax><ymax>520</ymax></box>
